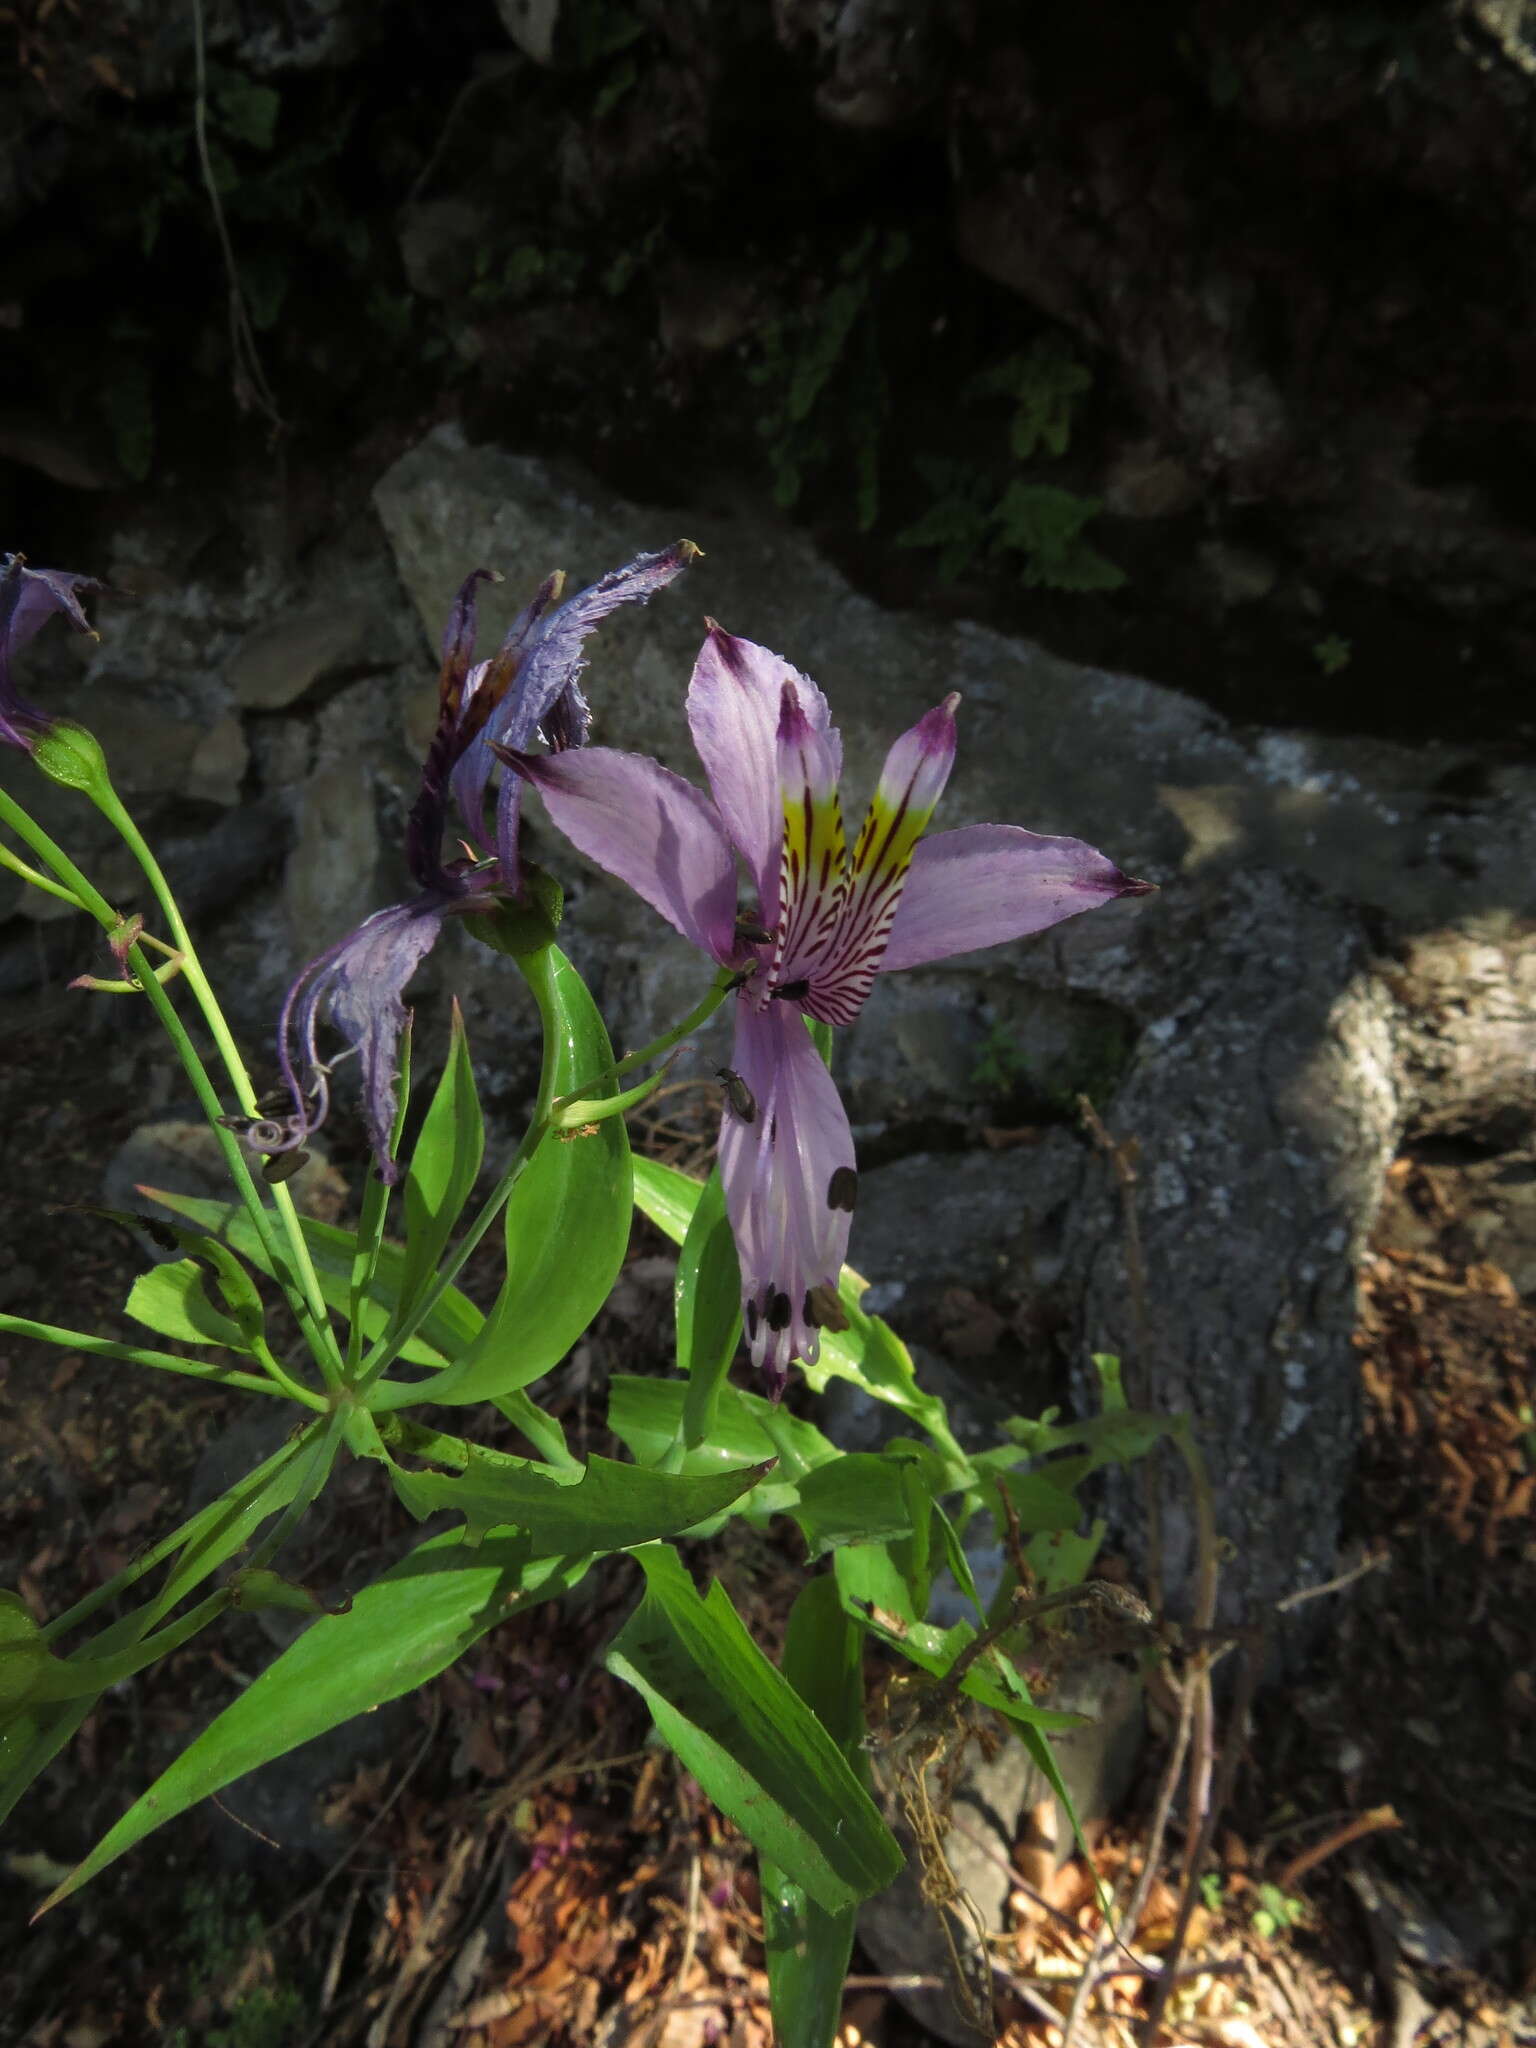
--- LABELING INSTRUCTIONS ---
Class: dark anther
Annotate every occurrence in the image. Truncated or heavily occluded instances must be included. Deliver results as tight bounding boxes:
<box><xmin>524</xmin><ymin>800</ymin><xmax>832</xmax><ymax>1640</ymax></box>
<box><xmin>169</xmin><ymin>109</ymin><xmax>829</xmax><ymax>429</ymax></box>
<box><xmin>733</xmin><ymin>913</ymin><xmax>773</xmax><ymax>947</ymax></box>
<box><xmin>804</xmin><ymin>1283</ymin><xmax>850</xmax><ymax>1333</ymax></box>
<box><xmin>717</xmin><ymin>1066</ymin><xmax>757</xmax><ymax>1123</ymax></box>
<box><xmin>770</xmin><ymin>978</ymin><xmax>810</xmax><ymax>1002</ymax></box>
<box><xmin>769</xmin><ymin>1115</ymin><xmax>778</xmax><ymax>1145</ymax></box>
<box><xmin>765</xmin><ymin>1289</ymin><xmax>792</xmax><ymax>1332</ymax></box>
<box><xmin>745</xmin><ymin>1299</ymin><xmax>760</xmax><ymax>1342</ymax></box>
<box><xmin>722</xmin><ymin>968</ymin><xmax>754</xmax><ymax>993</ymax></box>
<box><xmin>826</xmin><ymin>1166</ymin><xmax>858</xmax><ymax>1213</ymax></box>
<box><xmin>263</xmin><ymin>1150</ymin><xmax>310</xmax><ymax>1185</ymax></box>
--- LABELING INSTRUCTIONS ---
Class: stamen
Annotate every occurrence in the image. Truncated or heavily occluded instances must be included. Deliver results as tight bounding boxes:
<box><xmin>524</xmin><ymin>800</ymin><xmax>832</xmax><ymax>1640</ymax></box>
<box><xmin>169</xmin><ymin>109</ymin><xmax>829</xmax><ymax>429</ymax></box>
<box><xmin>826</xmin><ymin>1166</ymin><xmax>858</xmax><ymax>1213</ymax></box>
<box><xmin>262</xmin><ymin>1150</ymin><xmax>311</xmax><ymax>1184</ymax></box>
<box><xmin>804</xmin><ymin>1283</ymin><xmax>850</xmax><ymax>1332</ymax></box>
<box><xmin>765</xmin><ymin>1289</ymin><xmax>792</xmax><ymax>1332</ymax></box>
<box><xmin>745</xmin><ymin>1298</ymin><xmax>761</xmax><ymax>1342</ymax></box>
<box><xmin>770</xmin><ymin>978</ymin><xmax>810</xmax><ymax>1002</ymax></box>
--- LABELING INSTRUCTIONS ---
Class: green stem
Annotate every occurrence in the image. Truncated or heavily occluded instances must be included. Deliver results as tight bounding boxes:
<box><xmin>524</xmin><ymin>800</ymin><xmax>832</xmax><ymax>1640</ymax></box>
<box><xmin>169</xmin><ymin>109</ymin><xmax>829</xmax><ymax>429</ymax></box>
<box><xmin>39</xmin><ymin>1433</ymin><xmax>311</xmax><ymax>1645</ymax></box>
<box><xmin>0</xmin><ymin>785</ymin><xmax>338</xmax><ymax>1389</ymax></box>
<box><xmin>0</xmin><ymin>837</ymin><xmax>84</xmax><ymax>909</ymax></box>
<box><xmin>246</xmin><ymin>1332</ymin><xmax>329</xmax><ymax>1409</ymax></box>
<box><xmin>572</xmin><ymin>969</ymin><xmax>736</xmax><ymax>1102</ymax></box>
<box><xmin>0</xmin><ymin>1313</ymin><xmax>322</xmax><ymax>1405</ymax></box>
<box><xmin>345</xmin><ymin>1025</ymin><xmax>409</xmax><ymax>1377</ymax></box>
<box><xmin>355</xmin><ymin>962</ymin><xmax>737</xmax><ymax>1399</ymax></box>
<box><xmin>100</xmin><ymin>794</ymin><xmax>342</xmax><ymax>1383</ymax></box>
<box><xmin>31</xmin><ymin>1588</ymin><xmax>232</xmax><ymax>1700</ymax></box>
<box><xmin>241</xmin><ymin>1406</ymin><xmax>348</xmax><ymax>1575</ymax></box>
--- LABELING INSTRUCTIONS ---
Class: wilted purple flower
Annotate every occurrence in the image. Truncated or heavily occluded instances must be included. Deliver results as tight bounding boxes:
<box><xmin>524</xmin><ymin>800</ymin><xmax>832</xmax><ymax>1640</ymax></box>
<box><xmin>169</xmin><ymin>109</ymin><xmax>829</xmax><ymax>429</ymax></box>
<box><xmin>0</xmin><ymin>553</ymin><xmax>101</xmax><ymax>751</ymax></box>
<box><xmin>246</xmin><ymin>543</ymin><xmax>697</xmax><ymax>1182</ymax></box>
<box><xmin>505</xmin><ymin>626</ymin><xmax>1151</xmax><ymax>1392</ymax></box>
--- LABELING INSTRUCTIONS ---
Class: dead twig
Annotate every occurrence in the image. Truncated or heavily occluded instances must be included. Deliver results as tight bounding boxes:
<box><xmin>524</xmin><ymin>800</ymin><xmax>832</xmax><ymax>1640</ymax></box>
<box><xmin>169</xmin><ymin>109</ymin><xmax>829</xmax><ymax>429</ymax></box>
<box><xmin>1140</xmin><ymin>1628</ymin><xmax>1261</xmax><ymax>2047</ymax></box>
<box><xmin>1276</xmin><ymin>1805</ymin><xmax>1401</xmax><ymax>1893</ymax></box>
<box><xmin>1079</xmin><ymin>1095</ymin><xmax>1163</xmax><ymax>1618</ymax></box>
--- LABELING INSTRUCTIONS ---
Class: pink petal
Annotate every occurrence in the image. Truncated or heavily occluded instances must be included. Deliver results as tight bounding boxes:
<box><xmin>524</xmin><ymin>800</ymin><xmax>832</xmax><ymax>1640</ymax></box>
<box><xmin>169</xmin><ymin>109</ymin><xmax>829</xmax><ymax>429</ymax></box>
<box><xmin>879</xmin><ymin>822</ymin><xmax>1152</xmax><ymax>974</ymax></box>
<box><xmin>687</xmin><ymin>626</ymin><xmax>839</xmax><ymax>922</ymax></box>
<box><xmin>717</xmin><ymin>1001</ymin><xmax>856</xmax><ymax>1391</ymax></box>
<box><xmin>504</xmin><ymin>745</ymin><xmax>738</xmax><ymax>962</ymax></box>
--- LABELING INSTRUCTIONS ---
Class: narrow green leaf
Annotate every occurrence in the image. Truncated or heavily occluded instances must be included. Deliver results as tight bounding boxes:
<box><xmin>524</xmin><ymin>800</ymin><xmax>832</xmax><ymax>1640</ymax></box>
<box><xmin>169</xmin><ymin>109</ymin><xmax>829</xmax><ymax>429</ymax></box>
<box><xmin>791</xmin><ymin>1453</ymin><xmax>917</xmax><ymax>1560</ymax></box>
<box><xmin>0</xmin><ymin>1594</ymin><xmax>50</xmax><ymax>1707</ymax></box>
<box><xmin>390</xmin><ymin>1451</ymin><xmax>772</xmax><ymax>1549</ymax></box>
<box><xmin>991</xmin><ymin>1471</ymin><xmax>1084</xmax><ymax>1534</ymax></box>
<box><xmin>392</xmin><ymin>945</ymin><xmax>631</xmax><ymax>1407</ymax></box>
<box><xmin>399</xmin><ymin>1001</ymin><xmax>483</xmax><ymax>1325</ymax></box>
<box><xmin>675</xmin><ymin>1165</ymin><xmax>741</xmax><ymax>1448</ymax></box>
<box><xmin>833</xmin><ymin>1551</ymin><xmax>1084</xmax><ymax>1733</ymax></box>
<box><xmin>125</xmin><ymin>1258</ymin><xmax>250</xmax><ymax>1352</ymax></box>
<box><xmin>607</xmin><ymin>1375</ymin><xmax>835</xmax><ymax>1527</ymax></box>
<box><xmin>347</xmin><ymin>1028</ymin><xmax>409</xmax><ymax>1374</ymax></box>
<box><xmin>606</xmin><ymin>1548</ymin><xmax>902</xmax><ymax>1914</ymax></box>
<box><xmin>142</xmin><ymin>1188</ymin><xmax>482</xmax><ymax>1366</ymax></box>
<box><xmin>148</xmin><ymin>1429</ymin><xmax>317</xmax><ymax>1623</ymax></box>
<box><xmin>762</xmin><ymin>1576</ymin><xmax>866</xmax><ymax>2048</ymax></box>
<box><xmin>39</xmin><ymin>1530</ymin><xmax>591</xmax><ymax>1913</ymax></box>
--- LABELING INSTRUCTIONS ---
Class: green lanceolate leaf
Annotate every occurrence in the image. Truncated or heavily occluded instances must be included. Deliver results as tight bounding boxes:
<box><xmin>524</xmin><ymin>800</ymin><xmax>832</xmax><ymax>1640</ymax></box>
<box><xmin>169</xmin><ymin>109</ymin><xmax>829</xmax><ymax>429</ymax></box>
<box><xmin>124</xmin><ymin>1257</ymin><xmax>251</xmax><ymax>1352</ymax></box>
<box><xmin>141</xmin><ymin>1189</ymin><xmax>482</xmax><ymax>1366</ymax></box>
<box><xmin>390</xmin><ymin>1451</ymin><xmax>772</xmax><ymax>1548</ymax></box>
<box><xmin>398</xmin><ymin>1001</ymin><xmax>484</xmax><ymax>1327</ymax></box>
<box><xmin>606</xmin><ymin>1375</ymin><xmax>836</xmax><ymax>1528</ymax></box>
<box><xmin>675</xmin><ymin>1165</ymin><xmax>741</xmax><ymax>1449</ymax></box>
<box><xmin>832</xmin><ymin>1548</ymin><xmax>1084</xmax><ymax>1735</ymax></box>
<box><xmin>0</xmin><ymin>1594</ymin><xmax>50</xmax><ymax>1709</ymax></box>
<box><xmin>606</xmin><ymin>1547</ymin><xmax>902</xmax><ymax>1915</ymax></box>
<box><xmin>791</xmin><ymin>1452</ymin><xmax>918</xmax><ymax>1560</ymax></box>
<box><xmin>1</xmin><ymin>1430</ymin><xmax>320</xmax><ymax>1830</ymax></box>
<box><xmin>38</xmin><ymin>1529</ymin><xmax>592</xmax><ymax>1914</ymax></box>
<box><xmin>762</xmin><ymin>1576</ymin><xmax>867</xmax><ymax>2048</ymax></box>
<box><xmin>399</xmin><ymin>945</ymin><xmax>632</xmax><ymax>1407</ymax></box>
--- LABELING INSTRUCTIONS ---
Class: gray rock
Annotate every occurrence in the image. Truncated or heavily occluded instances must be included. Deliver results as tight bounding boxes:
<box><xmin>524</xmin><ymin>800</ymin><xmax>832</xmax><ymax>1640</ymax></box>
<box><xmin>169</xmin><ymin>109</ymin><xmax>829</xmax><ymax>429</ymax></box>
<box><xmin>284</xmin><ymin>758</ymin><xmax>383</xmax><ymax>953</ymax></box>
<box><xmin>495</xmin><ymin>0</ymin><xmax>561</xmax><ymax>65</ymax></box>
<box><xmin>226</xmin><ymin>603</ymin><xmax>378</xmax><ymax>711</ymax></box>
<box><xmin>187</xmin><ymin>712</ymin><xmax>250</xmax><ymax>808</ymax></box>
<box><xmin>850</xmin><ymin>1141</ymin><xmax>1082</xmax><ymax>1328</ymax></box>
<box><xmin>372</xmin><ymin>426</ymin><xmax>1536</xmax><ymax>935</ymax></box>
<box><xmin>103</xmin><ymin>1118</ymin><xmax>348</xmax><ymax>1245</ymax></box>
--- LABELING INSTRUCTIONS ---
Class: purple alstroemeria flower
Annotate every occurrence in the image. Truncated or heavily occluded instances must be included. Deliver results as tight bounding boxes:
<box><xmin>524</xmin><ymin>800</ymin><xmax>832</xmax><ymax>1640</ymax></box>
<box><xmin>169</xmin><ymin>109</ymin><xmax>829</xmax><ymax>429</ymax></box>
<box><xmin>0</xmin><ymin>553</ymin><xmax>101</xmax><ymax>751</ymax></box>
<box><xmin>250</xmin><ymin>542</ymin><xmax>697</xmax><ymax>1182</ymax></box>
<box><xmin>504</xmin><ymin>625</ymin><xmax>1152</xmax><ymax>1393</ymax></box>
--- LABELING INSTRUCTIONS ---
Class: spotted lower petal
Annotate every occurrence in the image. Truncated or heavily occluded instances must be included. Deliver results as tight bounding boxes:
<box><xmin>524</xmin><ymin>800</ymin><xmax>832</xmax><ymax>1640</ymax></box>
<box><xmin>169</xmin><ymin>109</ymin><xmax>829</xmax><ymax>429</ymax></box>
<box><xmin>879</xmin><ymin>821</ymin><xmax>1153</xmax><ymax>973</ymax></box>
<box><xmin>717</xmin><ymin>1001</ymin><xmax>856</xmax><ymax>1393</ymax></box>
